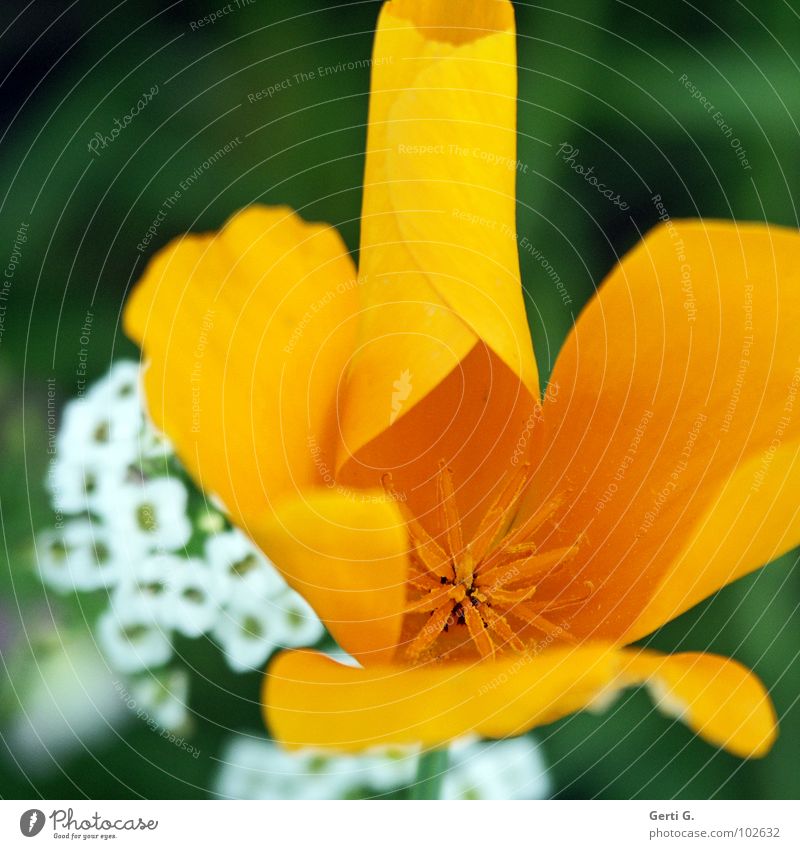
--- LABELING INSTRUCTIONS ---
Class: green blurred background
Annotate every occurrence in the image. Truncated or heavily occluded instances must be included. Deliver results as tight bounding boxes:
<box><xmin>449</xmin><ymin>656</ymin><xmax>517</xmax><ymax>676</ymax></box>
<box><xmin>1</xmin><ymin>0</ymin><xmax>798</xmax><ymax>799</ymax></box>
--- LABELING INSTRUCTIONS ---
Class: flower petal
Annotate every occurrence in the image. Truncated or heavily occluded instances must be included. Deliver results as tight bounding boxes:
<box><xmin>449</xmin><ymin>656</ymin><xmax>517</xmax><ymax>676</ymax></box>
<box><xmin>263</xmin><ymin>644</ymin><xmax>619</xmax><ymax>751</ymax></box>
<box><xmin>339</xmin><ymin>343</ymin><xmax>539</xmax><ymax>543</ymax></box>
<box><xmin>339</xmin><ymin>0</ymin><xmax>538</xmax><ymax>472</ymax></box>
<box><xmin>521</xmin><ymin>221</ymin><xmax>800</xmax><ymax>641</ymax></box>
<box><xmin>250</xmin><ymin>489</ymin><xmax>409</xmax><ymax>666</ymax></box>
<box><xmin>124</xmin><ymin>205</ymin><xmax>359</xmax><ymax>528</ymax></box>
<box><xmin>620</xmin><ymin>650</ymin><xmax>777</xmax><ymax>758</ymax></box>
<box><xmin>264</xmin><ymin>645</ymin><xmax>776</xmax><ymax>758</ymax></box>
<box><xmin>629</xmin><ymin>445</ymin><xmax>800</xmax><ymax>641</ymax></box>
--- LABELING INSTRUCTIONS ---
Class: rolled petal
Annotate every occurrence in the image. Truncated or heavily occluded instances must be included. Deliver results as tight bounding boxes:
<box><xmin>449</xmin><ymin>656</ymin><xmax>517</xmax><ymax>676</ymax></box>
<box><xmin>620</xmin><ymin>650</ymin><xmax>777</xmax><ymax>758</ymax></box>
<box><xmin>521</xmin><ymin>221</ymin><xmax>800</xmax><ymax>641</ymax></box>
<box><xmin>339</xmin><ymin>0</ymin><xmax>539</xmax><ymax>499</ymax></box>
<box><xmin>263</xmin><ymin>644</ymin><xmax>619</xmax><ymax>751</ymax></box>
<box><xmin>250</xmin><ymin>489</ymin><xmax>409</xmax><ymax>666</ymax></box>
<box><xmin>124</xmin><ymin>206</ymin><xmax>359</xmax><ymax>528</ymax></box>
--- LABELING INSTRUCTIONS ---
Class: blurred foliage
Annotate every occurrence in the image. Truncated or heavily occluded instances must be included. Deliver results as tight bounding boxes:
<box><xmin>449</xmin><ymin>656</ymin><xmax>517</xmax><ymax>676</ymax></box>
<box><xmin>0</xmin><ymin>0</ymin><xmax>798</xmax><ymax>799</ymax></box>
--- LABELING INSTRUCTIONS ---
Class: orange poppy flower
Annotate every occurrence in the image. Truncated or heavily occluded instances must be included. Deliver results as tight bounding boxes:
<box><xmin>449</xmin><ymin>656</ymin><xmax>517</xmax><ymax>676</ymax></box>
<box><xmin>124</xmin><ymin>0</ymin><xmax>799</xmax><ymax>758</ymax></box>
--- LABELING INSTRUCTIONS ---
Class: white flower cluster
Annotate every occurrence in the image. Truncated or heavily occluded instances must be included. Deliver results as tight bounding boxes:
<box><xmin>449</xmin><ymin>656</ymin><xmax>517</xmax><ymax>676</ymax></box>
<box><xmin>38</xmin><ymin>360</ymin><xmax>324</xmax><ymax>680</ymax></box>
<box><xmin>214</xmin><ymin>735</ymin><xmax>551</xmax><ymax>800</ymax></box>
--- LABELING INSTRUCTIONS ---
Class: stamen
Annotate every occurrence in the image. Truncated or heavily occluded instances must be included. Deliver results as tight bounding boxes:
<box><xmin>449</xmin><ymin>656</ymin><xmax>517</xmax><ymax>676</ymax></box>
<box><xmin>479</xmin><ymin>604</ymin><xmax>525</xmax><ymax>652</ymax></box>
<box><xmin>509</xmin><ymin>603</ymin><xmax>577</xmax><ymax>642</ymax></box>
<box><xmin>406</xmin><ymin>599</ymin><xmax>453</xmax><ymax>660</ymax></box>
<box><xmin>462</xmin><ymin>600</ymin><xmax>495</xmax><ymax>659</ymax></box>
<box><xmin>436</xmin><ymin>461</ymin><xmax>464</xmax><ymax>561</ymax></box>
<box><xmin>476</xmin><ymin>545</ymin><xmax>579</xmax><ymax>590</ymax></box>
<box><xmin>405</xmin><ymin>586</ymin><xmax>453</xmax><ymax>614</ymax></box>
<box><xmin>497</xmin><ymin>492</ymin><xmax>567</xmax><ymax>551</ymax></box>
<box><xmin>399</xmin><ymin>464</ymin><xmax>585</xmax><ymax>663</ymax></box>
<box><xmin>485</xmin><ymin>585</ymin><xmax>537</xmax><ymax>607</ymax></box>
<box><xmin>474</xmin><ymin>541</ymin><xmax>538</xmax><ymax>578</ymax></box>
<box><xmin>469</xmin><ymin>463</ymin><xmax>532</xmax><ymax>564</ymax></box>
<box><xmin>407</xmin><ymin>566</ymin><xmax>442</xmax><ymax>593</ymax></box>
<box><xmin>383</xmin><ymin>472</ymin><xmax>453</xmax><ymax>580</ymax></box>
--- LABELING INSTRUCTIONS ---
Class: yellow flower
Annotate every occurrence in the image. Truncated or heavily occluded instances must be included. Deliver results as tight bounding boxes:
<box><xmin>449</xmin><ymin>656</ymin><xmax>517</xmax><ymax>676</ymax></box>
<box><xmin>124</xmin><ymin>0</ymin><xmax>799</xmax><ymax>757</ymax></box>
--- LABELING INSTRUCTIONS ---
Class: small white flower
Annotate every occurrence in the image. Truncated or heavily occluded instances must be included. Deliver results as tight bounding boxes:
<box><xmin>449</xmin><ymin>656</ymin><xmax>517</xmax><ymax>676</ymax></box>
<box><xmin>136</xmin><ymin>421</ymin><xmax>173</xmax><ymax>463</ymax></box>
<box><xmin>88</xmin><ymin>360</ymin><xmax>143</xmax><ymax>415</ymax></box>
<box><xmin>57</xmin><ymin>393</ymin><xmax>141</xmax><ymax>470</ymax></box>
<box><xmin>102</xmin><ymin>476</ymin><xmax>192</xmax><ymax>553</ymax></box>
<box><xmin>214</xmin><ymin>738</ymin><xmax>369</xmax><ymax>800</ymax></box>
<box><xmin>358</xmin><ymin>744</ymin><xmax>420</xmax><ymax>793</ymax></box>
<box><xmin>112</xmin><ymin>551</ymin><xmax>178</xmax><ymax>622</ymax></box>
<box><xmin>36</xmin><ymin>520</ymin><xmax>118</xmax><ymax>592</ymax></box>
<box><xmin>288</xmin><ymin>751</ymin><xmax>369</xmax><ymax>801</ymax></box>
<box><xmin>129</xmin><ymin>668</ymin><xmax>190</xmax><ymax>732</ymax></box>
<box><xmin>212</xmin><ymin>595</ymin><xmax>280</xmax><ymax>673</ymax></box>
<box><xmin>442</xmin><ymin>736</ymin><xmax>551</xmax><ymax>800</ymax></box>
<box><xmin>45</xmin><ymin>458</ymin><xmax>125</xmax><ymax>515</ymax></box>
<box><xmin>161</xmin><ymin>559</ymin><xmax>223</xmax><ymax>638</ymax></box>
<box><xmin>97</xmin><ymin>606</ymin><xmax>172</xmax><ymax>673</ymax></box>
<box><xmin>214</xmin><ymin>738</ymin><xmax>297</xmax><ymax>800</ymax></box>
<box><xmin>272</xmin><ymin>589</ymin><xmax>325</xmax><ymax>648</ymax></box>
<box><xmin>205</xmin><ymin>530</ymin><xmax>285</xmax><ymax>604</ymax></box>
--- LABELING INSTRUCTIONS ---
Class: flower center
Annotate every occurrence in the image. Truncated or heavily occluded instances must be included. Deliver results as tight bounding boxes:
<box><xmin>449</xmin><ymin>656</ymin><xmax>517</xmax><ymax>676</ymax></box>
<box><xmin>384</xmin><ymin>462</ymin><xmax>591</xmax><ymax>662</ymax></box>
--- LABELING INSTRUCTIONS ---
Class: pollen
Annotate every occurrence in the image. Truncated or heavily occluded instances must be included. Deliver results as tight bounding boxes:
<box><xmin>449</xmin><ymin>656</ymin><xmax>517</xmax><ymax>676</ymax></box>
<box><xmin>384</xmin><ymin>462</ymin><xmax>592</xmax><ymax>663</ymax></box>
